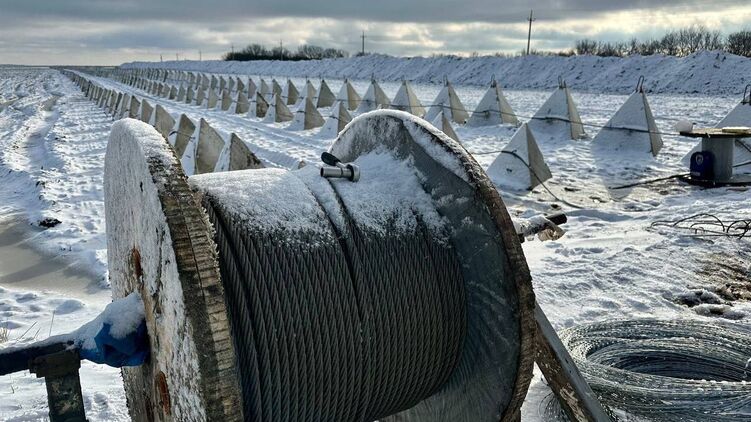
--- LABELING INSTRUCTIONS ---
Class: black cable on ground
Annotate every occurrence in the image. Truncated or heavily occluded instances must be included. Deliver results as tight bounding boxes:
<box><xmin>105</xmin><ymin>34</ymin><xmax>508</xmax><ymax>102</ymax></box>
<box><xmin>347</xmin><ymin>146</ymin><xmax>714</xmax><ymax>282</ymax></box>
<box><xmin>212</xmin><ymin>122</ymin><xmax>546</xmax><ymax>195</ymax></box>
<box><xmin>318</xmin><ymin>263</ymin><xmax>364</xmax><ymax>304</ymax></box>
<box><xmin>608</xmin><ymin>173</ymin><xmax>689</xmax><ymax>190</ymax></box>
<box><xmin>650</xmin><ymin>213</ymin><xmax>751</xmax><ymax>239</ymax></box>
<box><xmin>498</xmin><ymin>150</ymin><xmax>587</xmax><ymax>209</ymax></box>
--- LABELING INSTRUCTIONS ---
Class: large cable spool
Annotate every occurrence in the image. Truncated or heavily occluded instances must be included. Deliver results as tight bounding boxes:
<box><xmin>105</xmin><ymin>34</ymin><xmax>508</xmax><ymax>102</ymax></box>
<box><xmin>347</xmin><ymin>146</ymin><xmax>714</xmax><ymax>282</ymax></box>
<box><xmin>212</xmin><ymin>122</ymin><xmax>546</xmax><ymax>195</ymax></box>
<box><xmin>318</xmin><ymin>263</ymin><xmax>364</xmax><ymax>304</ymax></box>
<box><xmin>105</xmin><ymin>111</ymin><xmax>535</xmax><ymax>421</ymax></box>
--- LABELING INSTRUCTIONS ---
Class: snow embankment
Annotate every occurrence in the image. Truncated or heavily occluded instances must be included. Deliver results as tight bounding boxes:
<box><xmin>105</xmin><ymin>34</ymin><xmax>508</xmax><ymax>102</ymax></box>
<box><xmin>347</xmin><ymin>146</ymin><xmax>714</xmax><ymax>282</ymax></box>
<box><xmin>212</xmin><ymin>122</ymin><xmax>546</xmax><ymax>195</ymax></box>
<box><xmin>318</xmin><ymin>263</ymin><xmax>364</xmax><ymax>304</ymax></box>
<box><xmin>123</xmin><ymin>50</ymin><xmax>751</xmax><ymax>95</ymax></box>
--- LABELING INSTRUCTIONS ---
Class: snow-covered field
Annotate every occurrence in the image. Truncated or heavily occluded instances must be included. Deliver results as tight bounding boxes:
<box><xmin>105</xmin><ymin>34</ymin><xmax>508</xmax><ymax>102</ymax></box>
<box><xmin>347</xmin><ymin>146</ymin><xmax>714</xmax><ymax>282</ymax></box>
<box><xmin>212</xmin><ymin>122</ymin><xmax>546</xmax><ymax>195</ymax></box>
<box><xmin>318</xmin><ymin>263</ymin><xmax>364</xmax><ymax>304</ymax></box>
<box><xmin>1</xmin><ymin>62</ymin><xmax>749</xmax><ymax>421</ymax></box>
<box><xmin>126</xmin><ymin>50</ymin><xmax>751</xmax><ymax>95</ymax></box>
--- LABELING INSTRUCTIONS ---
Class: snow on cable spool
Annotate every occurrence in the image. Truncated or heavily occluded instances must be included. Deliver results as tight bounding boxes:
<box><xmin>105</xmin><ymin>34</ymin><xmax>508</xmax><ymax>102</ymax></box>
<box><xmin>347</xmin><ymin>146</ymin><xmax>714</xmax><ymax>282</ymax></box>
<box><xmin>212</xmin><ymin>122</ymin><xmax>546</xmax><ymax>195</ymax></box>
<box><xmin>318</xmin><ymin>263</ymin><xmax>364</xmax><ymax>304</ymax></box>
<box><xmin>289</xmin><ymin>97</ymin><xmax>325</xmax><ymax>131</ymax></box>
<box><xmin>356</xmin><ymin>77</ymin><xmax>391</xmax><ymax>114</ymax></box>
<box><xmin>430</xmin><ymin>109</ymin><xmax>461</xmax><ymax>143</ymax></box>
<box><xmin>681</xmin><ymin>87</ymin><xmax>751</xmax><ymax>174</ymax></box>
<box><xmin>467</xmin><ymin>75</ymin><xmax>519</xmax><ymax>127</ymax></box>
<box><xmin>104</xmin><ymin>118</ymin><xmax>243</xmax><ymax>421</ymax></box>
<box><xmin>283</xmin><ymin>78</ymin><xmax>299</xmax><ymax>105</ymax></box>
<box><xmin>592</xmin><ymin>78</ymin><xmax>662</xmax><ymax>157</ymax></box>
<box><xmin>316</xmin><ymin>78</ymin><xmax>336</xmax><ymax>108</ymax></box>
<box><xmin>391</xmin><ymin>80</ymin><xmax>426</xmax><ymax>117</ymax></box>
<box><xmin>527</xmin><ymin>78</ymin><xmax>586</xmax><ymax>143</ymax></box>
<box><xmin>337</xmin><ymin>78</ymin><xmax>362</xmax><ymax>111</ymax></box>
<box><xmin>487</xmin><ymin>123</ymin><xmax>552</xmax><ymax>191</ymax></box>
<box><xmin>319</xmin><ymin>100</ymin><xmax>353</xmax><ymax>138</ymax></box>
<box><xmin>425</xmin><ymin>78</ymin><xmax>469</xmax><ymax>124</ymax></box>
<box><xmin>263</xmin><ymin>93</ymin><xmax>294</xmax><ymax>123</ymax></box>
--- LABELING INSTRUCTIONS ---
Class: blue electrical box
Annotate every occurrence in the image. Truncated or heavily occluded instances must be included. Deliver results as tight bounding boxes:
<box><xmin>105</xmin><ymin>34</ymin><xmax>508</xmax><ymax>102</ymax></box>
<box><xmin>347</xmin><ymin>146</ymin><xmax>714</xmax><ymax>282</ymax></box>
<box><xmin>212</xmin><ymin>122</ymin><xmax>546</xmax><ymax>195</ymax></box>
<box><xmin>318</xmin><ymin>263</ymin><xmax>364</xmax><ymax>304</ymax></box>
<box><xmin>690</xmin><ymin>151</ymin><xmax>714</xmax><ymax>180</ymax></box>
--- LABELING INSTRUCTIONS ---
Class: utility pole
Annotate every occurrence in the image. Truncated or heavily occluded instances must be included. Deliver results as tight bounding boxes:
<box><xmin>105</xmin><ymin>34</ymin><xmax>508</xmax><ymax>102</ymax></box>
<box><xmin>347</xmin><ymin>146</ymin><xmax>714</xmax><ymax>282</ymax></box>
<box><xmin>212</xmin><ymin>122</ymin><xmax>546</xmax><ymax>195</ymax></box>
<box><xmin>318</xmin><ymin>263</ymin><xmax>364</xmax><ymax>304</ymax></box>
<box><xmin>361</xmin><ymin>31</ymin><xmax>366</xmax><ymax>55</ymax></box>
<box><xmin>176</xmin><ymin>52</ymin><xmax>179</xmax><ymax>61</ymax></box>
<box><xmin>160</xmin><ymin>54</ymin><xmax>163</xmax><ymax>62</ymax></box>
<box><xmin>231</xmin><ymin>44</ymin><xmax>234</xmax><ymax>55</ymax></box>
<box><xmin>199</xmin><ymin>50</ymin><xmax>202</xmax><ymax>61</ymax></box>
<box><xmin>526</xmin><ymin>10</ymin><xmax>535</xmax><ymax>56</ymax></box>
<box><xmin>279</xmin><ymin>39</ymin><xmax>283</xmax><ymax>61</ymax></box>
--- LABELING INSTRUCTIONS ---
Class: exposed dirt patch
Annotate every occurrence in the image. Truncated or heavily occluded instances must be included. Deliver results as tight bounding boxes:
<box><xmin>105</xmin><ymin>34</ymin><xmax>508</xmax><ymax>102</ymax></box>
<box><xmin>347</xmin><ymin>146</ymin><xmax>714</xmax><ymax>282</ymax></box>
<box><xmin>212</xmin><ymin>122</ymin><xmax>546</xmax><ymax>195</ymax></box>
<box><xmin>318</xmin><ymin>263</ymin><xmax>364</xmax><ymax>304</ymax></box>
<box><xmin>696</xmin><ymin>250</ymin><xmax>751</xmax><ymax>302</ymax></box>
<box><xmin>672</xmin><ymin>249</ymin><xmax>751</xmax><ymax>319</ymax></box>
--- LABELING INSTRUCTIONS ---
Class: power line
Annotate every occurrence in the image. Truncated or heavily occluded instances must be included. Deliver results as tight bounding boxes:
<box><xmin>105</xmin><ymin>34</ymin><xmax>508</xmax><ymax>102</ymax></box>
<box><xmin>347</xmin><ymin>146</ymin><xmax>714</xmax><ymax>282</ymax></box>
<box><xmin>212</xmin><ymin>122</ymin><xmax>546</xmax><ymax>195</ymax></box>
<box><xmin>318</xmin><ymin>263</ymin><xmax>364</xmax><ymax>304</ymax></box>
<box><xmin>526</xmin><ymin>10</ymin><xmax>535</xmax><ymax>56</ymax></box>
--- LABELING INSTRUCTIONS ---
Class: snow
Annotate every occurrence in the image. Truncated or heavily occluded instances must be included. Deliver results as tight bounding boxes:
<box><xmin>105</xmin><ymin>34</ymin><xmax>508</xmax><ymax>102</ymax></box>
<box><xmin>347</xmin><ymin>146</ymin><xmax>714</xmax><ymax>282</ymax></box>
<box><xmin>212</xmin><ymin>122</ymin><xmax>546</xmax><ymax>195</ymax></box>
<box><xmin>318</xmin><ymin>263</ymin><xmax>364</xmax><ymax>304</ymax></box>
<box><xmin>324</xmin><ymin>148</ymin><xmax>450</xmax><ymax>237</ymax></box>
<box><xmin>189</xmin><ymin>168</ymin><xmax>336</xmax><ymax>242</ymax></box>
<box><xmin>0</xmin><ymin>292</ymin><xmax>145</xmax><ymax>356</ymax></box>
<box><xmin>0</xmin><ymin>285</ymin><xmax>126</xmax><ymax>422</ymax></box>
<box><xmin>125</xmin><ymin>50</ymin><xmax>751</xmax><ymax>95</ymax></box>
<box><xmin>1</xmin><ymin>60</ymin><xmax>751</xmax><ymax>421</ymax></box>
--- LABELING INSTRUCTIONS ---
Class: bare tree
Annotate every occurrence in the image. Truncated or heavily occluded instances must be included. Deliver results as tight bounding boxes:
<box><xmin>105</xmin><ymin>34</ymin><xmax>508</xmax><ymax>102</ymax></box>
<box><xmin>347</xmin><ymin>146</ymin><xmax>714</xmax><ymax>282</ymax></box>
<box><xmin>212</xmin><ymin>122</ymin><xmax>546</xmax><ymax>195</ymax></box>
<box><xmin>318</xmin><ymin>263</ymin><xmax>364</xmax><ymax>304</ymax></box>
<box><xmin>574</xmin><ymin>39</ymin><xmax>598</xmax><ymax>55</ymax></box>
<box><xmin>728</xmin><ymin>30</ymin><xmax>751</xmax><ymax>57</ymax></box>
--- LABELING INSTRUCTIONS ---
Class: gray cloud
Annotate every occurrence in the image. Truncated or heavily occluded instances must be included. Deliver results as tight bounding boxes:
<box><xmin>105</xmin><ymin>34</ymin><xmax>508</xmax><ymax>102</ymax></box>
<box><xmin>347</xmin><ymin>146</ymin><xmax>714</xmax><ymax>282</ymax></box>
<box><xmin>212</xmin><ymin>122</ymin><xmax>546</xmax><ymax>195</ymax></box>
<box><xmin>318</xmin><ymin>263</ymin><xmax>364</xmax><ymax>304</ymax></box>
<box><xmin>0</xmin><ymin>0</ymin><xmax>749</xmax><ymax>64</ymax></box>
<box><xmin>0</xmin><ymin>0</ymin><xmax>746</xmax><ymax>24</ymax></box>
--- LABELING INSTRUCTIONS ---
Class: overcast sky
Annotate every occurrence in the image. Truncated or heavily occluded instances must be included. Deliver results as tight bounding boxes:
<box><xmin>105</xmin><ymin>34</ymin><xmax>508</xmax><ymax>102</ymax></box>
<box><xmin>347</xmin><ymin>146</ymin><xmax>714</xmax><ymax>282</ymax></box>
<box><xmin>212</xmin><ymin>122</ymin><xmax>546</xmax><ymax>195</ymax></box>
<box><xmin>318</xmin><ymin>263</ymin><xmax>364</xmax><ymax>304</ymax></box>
<box><xmin>1</xmin><ymin>0</ymin><xmax>750</xmax><ymax>65</ymax></box>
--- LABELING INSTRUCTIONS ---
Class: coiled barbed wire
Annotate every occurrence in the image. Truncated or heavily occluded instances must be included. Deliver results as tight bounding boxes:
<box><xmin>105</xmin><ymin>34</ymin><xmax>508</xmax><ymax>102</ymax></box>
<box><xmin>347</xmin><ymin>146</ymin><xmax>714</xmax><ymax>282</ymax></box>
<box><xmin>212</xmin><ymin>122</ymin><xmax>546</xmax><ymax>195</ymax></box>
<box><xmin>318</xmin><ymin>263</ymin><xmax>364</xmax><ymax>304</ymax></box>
<box><xmin>559</xmin><ymin>319</ymin><xmax>751</xmax><ymax>421</ymax></box>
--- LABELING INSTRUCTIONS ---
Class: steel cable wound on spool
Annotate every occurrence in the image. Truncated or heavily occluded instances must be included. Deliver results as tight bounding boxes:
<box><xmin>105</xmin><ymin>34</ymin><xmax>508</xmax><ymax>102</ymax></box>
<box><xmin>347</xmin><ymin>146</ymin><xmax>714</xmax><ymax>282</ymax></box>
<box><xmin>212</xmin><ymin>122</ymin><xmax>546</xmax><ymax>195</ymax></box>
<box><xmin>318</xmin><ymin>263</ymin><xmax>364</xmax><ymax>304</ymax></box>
<box><xmin>189</xmin><ymin>111</ymin><xmax>535</xmax><ymax>421</ymax></box>
<box><xmin>106</xmin><ymin>111</ymin><xmax>535</xmax><ymax>421</ymax></box>
<box><xmin>560</xmin><ymin>318</ymin><xmax>751</xmax><ymax>421</ymax></box>
<box><xmin>192</xmin><ymin>157</ymin><xmax>468</xmax><ymax>421</ymax></box>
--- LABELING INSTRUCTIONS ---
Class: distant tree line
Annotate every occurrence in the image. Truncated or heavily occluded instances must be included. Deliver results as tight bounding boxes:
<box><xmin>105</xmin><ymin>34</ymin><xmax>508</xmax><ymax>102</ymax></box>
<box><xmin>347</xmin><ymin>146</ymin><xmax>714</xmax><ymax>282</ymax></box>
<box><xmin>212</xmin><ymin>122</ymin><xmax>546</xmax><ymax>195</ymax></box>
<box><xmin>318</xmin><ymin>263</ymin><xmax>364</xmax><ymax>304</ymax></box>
<box><xmin>573</xmin><ymin>25</ymin><xmax>751</xmax><ymax>58</ymax></box>
<box><xmin>223</xmin><ymin>43</ymin><xmax>349</xmax><ymax>61</ymax></box>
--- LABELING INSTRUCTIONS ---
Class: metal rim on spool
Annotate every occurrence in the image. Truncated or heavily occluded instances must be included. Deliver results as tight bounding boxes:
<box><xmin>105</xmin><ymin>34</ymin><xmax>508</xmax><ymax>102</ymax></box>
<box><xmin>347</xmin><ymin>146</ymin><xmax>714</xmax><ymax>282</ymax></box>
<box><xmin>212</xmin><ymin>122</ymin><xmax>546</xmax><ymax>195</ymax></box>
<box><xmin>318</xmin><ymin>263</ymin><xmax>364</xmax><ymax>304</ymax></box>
<box><xmin>329</xmin><ymin>110</ymin><xmax>536</xmax><ymax>421</ymax></box>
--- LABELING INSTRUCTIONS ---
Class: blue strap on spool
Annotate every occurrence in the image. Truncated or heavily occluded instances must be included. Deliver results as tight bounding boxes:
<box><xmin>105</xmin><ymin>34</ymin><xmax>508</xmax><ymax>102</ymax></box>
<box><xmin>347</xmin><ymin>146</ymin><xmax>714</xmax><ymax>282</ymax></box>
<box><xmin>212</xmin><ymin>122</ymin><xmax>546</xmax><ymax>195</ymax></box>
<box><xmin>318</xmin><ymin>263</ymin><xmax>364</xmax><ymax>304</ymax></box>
<box><xmin>79</xmin><ymin>320</ymin><xmax>149</xmax><ymax>368</ymax></box>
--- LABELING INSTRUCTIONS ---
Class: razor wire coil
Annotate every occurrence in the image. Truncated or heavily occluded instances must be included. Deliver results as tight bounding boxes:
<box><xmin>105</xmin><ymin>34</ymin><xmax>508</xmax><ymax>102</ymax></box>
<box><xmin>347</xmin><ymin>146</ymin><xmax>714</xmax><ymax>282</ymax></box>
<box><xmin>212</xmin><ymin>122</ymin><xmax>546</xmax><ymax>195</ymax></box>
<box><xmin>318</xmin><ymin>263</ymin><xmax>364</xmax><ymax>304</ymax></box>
<box><xmin>559</xmin><ymin>319</ymin><xmax>751</xmax><ymax>421</ymax></box>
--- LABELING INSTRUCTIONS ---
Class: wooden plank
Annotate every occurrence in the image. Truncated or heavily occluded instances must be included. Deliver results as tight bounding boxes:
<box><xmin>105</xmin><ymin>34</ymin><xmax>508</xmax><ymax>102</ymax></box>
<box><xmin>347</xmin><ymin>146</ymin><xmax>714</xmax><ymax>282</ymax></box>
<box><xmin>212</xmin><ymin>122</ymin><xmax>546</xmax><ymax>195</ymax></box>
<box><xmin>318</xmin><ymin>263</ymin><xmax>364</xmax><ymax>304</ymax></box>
<box><xmin>534</xmin><ymin>303</ymin><xmax>611</xmax><ymax>422</ymax></box>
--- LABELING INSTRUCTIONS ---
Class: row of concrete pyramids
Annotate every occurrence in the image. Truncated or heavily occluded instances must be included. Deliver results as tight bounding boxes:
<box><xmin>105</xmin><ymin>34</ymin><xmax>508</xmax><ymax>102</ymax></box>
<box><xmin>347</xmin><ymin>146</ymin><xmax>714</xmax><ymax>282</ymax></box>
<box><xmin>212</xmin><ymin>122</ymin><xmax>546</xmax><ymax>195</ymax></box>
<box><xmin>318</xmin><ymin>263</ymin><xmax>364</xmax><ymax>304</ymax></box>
<box><xmin>115</xmin><ymin>68</ymin><xmax>751</xmax><ymax>192</ymax></box>
<box><xmin>68</xmin><ymin>72</ymin><xmax>269</xmax><ymax>178</ymax></box>
<box><xmin>118</xmin><ymin>69</ymin><xmax>666</xmax><ymax>154</ymax></box>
